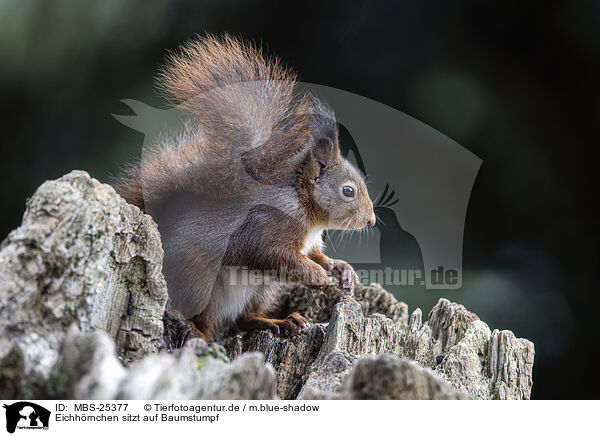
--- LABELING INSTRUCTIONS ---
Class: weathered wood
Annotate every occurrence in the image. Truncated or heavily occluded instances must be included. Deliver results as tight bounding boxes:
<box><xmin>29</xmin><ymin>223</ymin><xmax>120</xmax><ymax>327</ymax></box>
<box><xmin>0</xmin><ymin>171</ymin><xmax>167</xmax><ymax>397</ymax></box>
<box><xmin>0</xmin><ymin>171</ymin><xmax>534</xmax><ymax>400</ymax></box>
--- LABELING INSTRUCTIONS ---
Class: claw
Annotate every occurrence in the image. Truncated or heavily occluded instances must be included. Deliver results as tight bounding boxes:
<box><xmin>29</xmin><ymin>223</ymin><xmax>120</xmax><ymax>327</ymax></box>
<box><xmin>240</xmin><ymin>312</ymin><xmax>307</xmax><ymax>337</ymax></box>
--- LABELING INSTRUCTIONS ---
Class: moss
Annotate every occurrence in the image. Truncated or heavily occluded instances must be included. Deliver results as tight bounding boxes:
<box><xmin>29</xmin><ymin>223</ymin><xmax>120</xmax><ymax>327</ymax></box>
<box><xmin>45</xmin><ymin>373</ymin><xmax>71</xmax><ymax>398</ymax></box>
<box><xmin>0</xmin><ymin>346</ymin><xmax>25</xmax><ymax>398</ymax></box>
<box><xmin>197</xmin><ymin>358</ymin><xmax>208</xmax><ymax>371</ymax></box>
<box><xmin>61</xmin><ymin>303</ymin><xmax>77</xmax><ymax>325</ymax></box>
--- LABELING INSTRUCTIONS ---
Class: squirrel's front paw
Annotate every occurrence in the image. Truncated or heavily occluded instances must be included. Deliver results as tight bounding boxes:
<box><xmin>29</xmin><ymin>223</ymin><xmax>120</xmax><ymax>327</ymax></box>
<box><xmin>301</xmin><ymin>263</ymin><xmax>329</xmax><ymax>289</ymax></box>
<box><xmin>324</xmin><ymin>259</ymin><xmax>360</xmax><ymax>294</ymax></box>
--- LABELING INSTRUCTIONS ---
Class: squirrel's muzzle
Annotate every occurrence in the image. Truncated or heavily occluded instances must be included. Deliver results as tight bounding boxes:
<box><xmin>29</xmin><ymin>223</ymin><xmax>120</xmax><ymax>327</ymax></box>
<box><xmin>368</xmin><ymin>211</ymin><xmax>376</xmax><ymax>227</ymax></box>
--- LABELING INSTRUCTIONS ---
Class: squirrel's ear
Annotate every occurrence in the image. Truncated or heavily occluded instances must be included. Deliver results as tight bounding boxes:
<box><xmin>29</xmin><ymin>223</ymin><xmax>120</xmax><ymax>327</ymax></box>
<box><xmin>313</xmin><ymin>137</ymin><xmax>335</xmax><ymax>169</ymax></box>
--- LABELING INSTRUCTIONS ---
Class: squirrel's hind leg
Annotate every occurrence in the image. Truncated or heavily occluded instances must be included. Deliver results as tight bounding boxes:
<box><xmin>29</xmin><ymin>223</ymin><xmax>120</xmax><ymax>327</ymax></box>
<box><xmin>163</xmin><ymin>305</ymin><xmax>210</xmax><ymax>349</ymax></box>
<box><xmin>235</xmin><ymin>282</ymin><xmax>308</xmax><ymax>337</ymax></box>
<box><xmin>177</xmin><ymin>319</ymin><xmax>209</xmax><ymax>347</ymax></box>
<box><xmin>188</xmin><ymin>312</ymin><xmax>214</xmax><ymax>342</ymax></box>
<box><xmin>236</xmin><ymin>312</ymin><xmax>308</xmax><ymax>337</ymax></box>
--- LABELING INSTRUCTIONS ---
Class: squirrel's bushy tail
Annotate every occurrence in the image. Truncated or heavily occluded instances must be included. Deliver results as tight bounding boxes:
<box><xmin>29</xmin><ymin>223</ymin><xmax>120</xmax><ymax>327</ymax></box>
<box><xmin>157</xmin><ymin>34</ymin><xmax>302</xmax><ymax>151</ymax></box>
<box><xmin>116</xmin><ymin>34</ymin><xmax>335</xmax><ymax>208</ymax></box>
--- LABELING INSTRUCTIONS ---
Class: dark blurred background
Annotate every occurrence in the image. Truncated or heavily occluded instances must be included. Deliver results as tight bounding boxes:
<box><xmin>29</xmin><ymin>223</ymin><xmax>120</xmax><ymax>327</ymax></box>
<box><xmin>0</xmin><ymin>0</ymin><xmax>597</xmax><ymax>399</ymax></box>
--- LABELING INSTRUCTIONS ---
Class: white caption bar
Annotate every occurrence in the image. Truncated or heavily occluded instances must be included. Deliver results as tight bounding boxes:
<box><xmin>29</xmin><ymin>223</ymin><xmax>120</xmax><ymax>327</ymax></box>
<box><xmin>1</xmin><ymin>400</ymin><xmax>597</xmax><ymax>436</ymax></box>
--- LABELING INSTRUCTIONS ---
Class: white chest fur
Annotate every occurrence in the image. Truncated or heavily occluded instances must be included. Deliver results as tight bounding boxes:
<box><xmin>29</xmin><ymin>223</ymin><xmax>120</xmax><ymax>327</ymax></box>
<box><xmin>301</xmin><ymin>227</ymin><xmax>325</xmax><ymax>255</ymax></box>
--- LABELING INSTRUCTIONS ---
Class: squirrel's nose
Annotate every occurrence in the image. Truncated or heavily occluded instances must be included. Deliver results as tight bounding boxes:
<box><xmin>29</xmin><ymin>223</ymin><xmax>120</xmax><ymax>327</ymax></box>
<box><xmin>368</xmin><ymin>211</ymin><xmax>376</xmax><ymax>227</ymax></box>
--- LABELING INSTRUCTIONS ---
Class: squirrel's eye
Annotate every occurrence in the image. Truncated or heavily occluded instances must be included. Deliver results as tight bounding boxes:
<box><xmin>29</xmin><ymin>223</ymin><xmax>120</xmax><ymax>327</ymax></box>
<box><xmin>342</xmin><ymin>185</ymin><xmax>355</xmax><ymax>198</ymax></box>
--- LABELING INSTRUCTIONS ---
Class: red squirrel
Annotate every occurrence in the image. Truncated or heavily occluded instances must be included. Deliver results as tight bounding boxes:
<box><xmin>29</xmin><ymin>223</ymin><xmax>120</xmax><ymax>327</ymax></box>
<box><xmin>115</xmin><ymin>35</ymin><xmax>375</xmax><ymax>341</ymax></box>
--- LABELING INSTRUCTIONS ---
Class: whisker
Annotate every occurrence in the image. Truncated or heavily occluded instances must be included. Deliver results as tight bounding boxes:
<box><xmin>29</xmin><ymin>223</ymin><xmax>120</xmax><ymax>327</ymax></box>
<box><xmin>325</xmin><ymin>230</ymin><xmax>337</xmax><ymax>254</ymax></box>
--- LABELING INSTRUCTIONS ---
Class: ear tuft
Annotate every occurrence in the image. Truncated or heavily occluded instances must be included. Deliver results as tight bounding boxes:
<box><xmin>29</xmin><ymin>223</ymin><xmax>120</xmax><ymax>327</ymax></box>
<box><xmin>313</xmin><ymin>137</ymin><xmax>334</xmax><ymax>168</ymax></box>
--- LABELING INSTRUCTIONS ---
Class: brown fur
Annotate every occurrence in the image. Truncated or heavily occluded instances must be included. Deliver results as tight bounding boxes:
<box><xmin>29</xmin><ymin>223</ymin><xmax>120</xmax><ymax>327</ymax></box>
<box><xmin>114</xmin><ymin>34</ymin><xmax>375</xmax><ymax>342</ymax></box>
